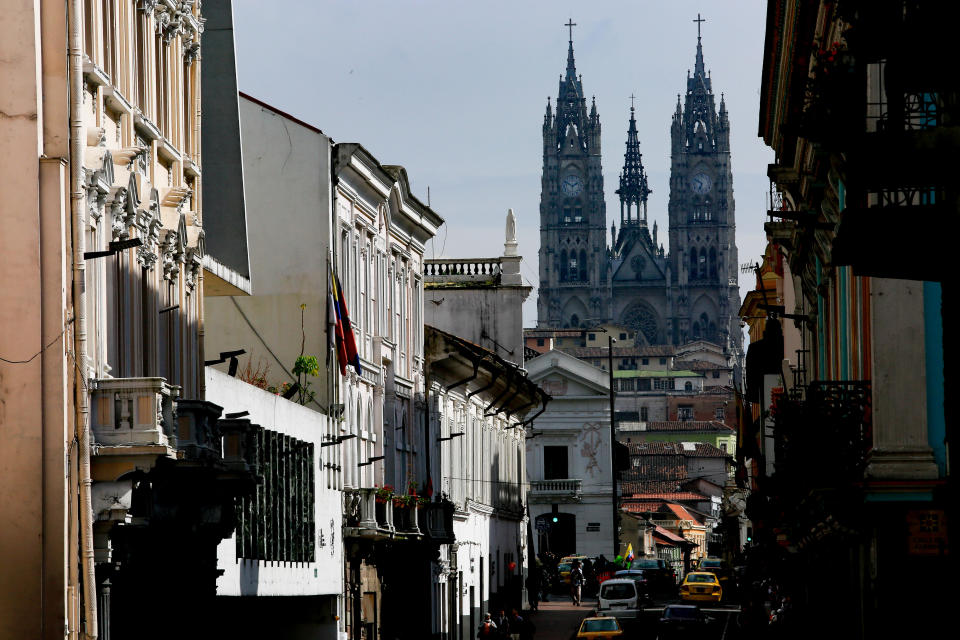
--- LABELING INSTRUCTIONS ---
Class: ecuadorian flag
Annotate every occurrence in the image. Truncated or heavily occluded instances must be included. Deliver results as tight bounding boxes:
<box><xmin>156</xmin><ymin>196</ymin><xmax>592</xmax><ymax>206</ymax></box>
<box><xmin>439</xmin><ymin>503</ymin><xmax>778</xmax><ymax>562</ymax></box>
<box><xmin>625</xmin><ymin>543</ymin><xmax>635</xmax><ymax>564</ymax></box>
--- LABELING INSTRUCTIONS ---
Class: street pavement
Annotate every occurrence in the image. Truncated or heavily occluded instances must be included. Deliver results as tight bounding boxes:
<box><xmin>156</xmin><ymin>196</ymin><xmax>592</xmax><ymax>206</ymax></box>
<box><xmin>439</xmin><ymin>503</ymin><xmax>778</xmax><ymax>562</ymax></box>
<box><xmin>525</xmin><ymin>593</ymin><xmax>743</xmax><ymax>639</ymax></box>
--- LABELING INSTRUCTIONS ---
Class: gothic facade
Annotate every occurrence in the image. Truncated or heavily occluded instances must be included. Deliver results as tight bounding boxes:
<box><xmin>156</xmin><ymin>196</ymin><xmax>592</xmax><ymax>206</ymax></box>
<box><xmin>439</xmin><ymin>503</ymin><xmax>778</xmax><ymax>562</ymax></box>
<box><xmin>537</xmin><ymin>30</ymin><xmax>742</xmax><ymax>355</ymax></box>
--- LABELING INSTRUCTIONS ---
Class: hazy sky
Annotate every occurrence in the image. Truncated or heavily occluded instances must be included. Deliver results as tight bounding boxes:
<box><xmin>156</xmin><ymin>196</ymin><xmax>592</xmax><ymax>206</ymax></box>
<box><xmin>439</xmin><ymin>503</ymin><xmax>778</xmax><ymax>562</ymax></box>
<box><xmin>232</xmin><ymin>0</ymin><xmax>773</xmax><ymax>328</ymax></box>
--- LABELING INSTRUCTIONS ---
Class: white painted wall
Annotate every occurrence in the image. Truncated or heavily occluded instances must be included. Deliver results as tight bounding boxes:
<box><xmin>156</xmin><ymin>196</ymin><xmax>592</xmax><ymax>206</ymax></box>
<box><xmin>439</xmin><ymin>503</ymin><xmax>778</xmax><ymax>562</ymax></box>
<box><xmin>208</xmin><ymin>368</ymin><xmax>343</xmax><ymax>597</ymax></box>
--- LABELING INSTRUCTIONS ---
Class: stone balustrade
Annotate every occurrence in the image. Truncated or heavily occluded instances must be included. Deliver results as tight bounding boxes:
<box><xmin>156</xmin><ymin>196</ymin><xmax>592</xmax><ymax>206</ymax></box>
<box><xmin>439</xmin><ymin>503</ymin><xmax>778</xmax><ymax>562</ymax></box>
<box><xmin>529</xmin><ymin>479</ymin><xmax>583</xmax><ymax>497</ymax></box>
<box><xmin>91</xmin><ymin>377</ymin><xmax>179</xmax><ymax>448</ymax></box>
<box><xmin>423</xmin><ymin>258</ymin><xmax>502</xmax><ymax>281</ymax></box>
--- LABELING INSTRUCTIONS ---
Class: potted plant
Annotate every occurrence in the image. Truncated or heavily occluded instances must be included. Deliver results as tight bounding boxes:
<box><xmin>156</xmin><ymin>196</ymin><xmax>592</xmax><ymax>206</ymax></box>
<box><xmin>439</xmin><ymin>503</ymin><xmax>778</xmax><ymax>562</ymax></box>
<box><xmin>374</xmin><ymin>484</ymin><xmax>394</xmax><ymax>527</ymax></box>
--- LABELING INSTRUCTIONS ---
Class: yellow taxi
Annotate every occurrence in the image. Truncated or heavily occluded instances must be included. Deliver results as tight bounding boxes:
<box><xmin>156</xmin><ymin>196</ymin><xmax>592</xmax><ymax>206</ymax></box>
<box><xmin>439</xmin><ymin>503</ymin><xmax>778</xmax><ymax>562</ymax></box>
<box><xmin>679</xmin><ymin>571</ymin><xmax>722</xmax><ymax>603</ymax></box>
<box><xmin>558</xmin><ymin>555</ymin><xmax>588</xmax><ymax>585</ymax></box>
<box><xmin>576</xmin><ymin>616</ymin><xmax>623</xmax><ymax>639</ymax></box>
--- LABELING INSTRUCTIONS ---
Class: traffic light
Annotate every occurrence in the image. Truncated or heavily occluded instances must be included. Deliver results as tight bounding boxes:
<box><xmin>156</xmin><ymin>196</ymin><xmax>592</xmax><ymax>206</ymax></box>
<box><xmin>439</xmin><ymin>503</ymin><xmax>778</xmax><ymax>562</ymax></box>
<box><xmin>746</xmin><ymin>527</ymin><xmax>753</xmax><ymax>543</ymax></box>
<box><xmin>552</xmin><ymin>516</ymin><xmax>559</xmax><ymax>523</ymax></box>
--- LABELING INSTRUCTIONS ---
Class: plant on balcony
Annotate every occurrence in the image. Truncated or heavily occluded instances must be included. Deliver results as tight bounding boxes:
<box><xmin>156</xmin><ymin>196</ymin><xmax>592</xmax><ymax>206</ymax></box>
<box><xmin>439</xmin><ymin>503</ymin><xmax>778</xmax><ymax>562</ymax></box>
<box><xmin>801</xmin><ymin>41</ymin><xmax>858</xmax><ymax>144</ymax></box>
<box><xmin>374</xmin><ymin>484</ymin><xmax>395</xmax><ymax>503</ymax></box>
<box><xmin>237</xmin><ymin>358</ymin><xmax>273</xmax><ymax>391</ymax></box>
<box><xmin>393</xmin><ymin>494</ymin><xmax>416</xmax><ymax>508</ymax></box>
<box><xmin>416</xmin><ymin>495</ymin><xmax>431</xmax><ymax>507</ymax></box>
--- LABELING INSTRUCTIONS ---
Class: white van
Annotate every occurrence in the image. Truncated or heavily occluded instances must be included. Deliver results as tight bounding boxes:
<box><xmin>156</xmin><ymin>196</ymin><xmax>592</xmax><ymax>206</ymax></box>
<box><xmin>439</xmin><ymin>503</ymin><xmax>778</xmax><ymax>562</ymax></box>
<box><xmin>596</xmin><ymin>578</ymin><xmax>641</xmax><ymax>619</ymax></box>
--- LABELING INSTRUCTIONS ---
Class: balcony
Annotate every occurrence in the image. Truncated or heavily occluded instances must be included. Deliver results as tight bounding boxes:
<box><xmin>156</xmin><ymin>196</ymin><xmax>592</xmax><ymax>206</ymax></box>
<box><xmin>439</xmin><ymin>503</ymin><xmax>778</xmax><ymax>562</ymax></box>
<box><xmin>91</xmin><ymin>377</ymin><xmax>179</xmax><ymax>449</ymax></box>
<box><xmin>175</xmin><ymin>399</ymin><xmax>223</xmax><ymax>462</ymax></box>
<box><xmin>344</xmin><ymin>488</ymin><xmax>394</xmax><ymax>539</ymax></box>
<box><xmin>421</xmin><ymin>500</ymin><xmax>455</xmax><ymax>544</ymax></box>
<box><xmin>529</xmin><ymin>478</ymin><xmax>582</xmax><ymax>503</ymax></box>
<box><xmin>393</xmin><ymin>503</ymin><xmax>423</xmax><ymax>538</ymax></box>
<box><xmin>773</xmin><ymin>380</ymin><xmax>872</xmax><ymax>485</ymax></box>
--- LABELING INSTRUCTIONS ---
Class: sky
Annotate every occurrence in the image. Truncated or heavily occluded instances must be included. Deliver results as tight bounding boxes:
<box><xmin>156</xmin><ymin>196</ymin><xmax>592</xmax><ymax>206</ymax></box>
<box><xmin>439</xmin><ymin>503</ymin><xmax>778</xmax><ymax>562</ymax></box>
<box><xmin>231</xmin><ymin>0</ymin><xmax>773</xmax><ymax>330</ymax></box>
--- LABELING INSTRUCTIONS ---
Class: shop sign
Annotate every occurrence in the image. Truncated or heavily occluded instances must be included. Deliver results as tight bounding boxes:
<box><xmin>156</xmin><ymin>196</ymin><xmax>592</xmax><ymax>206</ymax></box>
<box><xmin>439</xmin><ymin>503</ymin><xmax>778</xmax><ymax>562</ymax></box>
<box><xmin>907</xmin><ymin>509</ymin><xmax>948</xmax><ymax>555</ymax></box>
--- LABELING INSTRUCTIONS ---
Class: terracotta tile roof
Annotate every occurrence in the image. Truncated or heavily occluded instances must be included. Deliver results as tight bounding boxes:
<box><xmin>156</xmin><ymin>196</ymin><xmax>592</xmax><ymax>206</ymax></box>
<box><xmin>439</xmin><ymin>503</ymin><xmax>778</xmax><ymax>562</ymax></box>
<box><xmin>622</xmin><ymin>456</ymin><xmax>686</xmax><ymax>481</ymax></box>
<box><xmin>653</xmin><ymin>526</ymin><xmax>687</xmax><ymax>544</ymax></box>
<box><xmin>627</xmin><ymin>442</ymin><xmax>730</xmax><ymax>457</ymax></box>
<box><xmin>561</xmin><ymin>345</ymin><xmax>676</xmax><ymax>358</ymax></box>
<box><xmin>620</xmin><ymin>480</ymin><xmax>687</xmax><ymax>495</ymax></box>
<box><xmin>620</xmin><ymin>420</ymin><xmax>733</xmax><ymax>432</ymax></box>
<box><xmin>621</xmin><ymin>491</ymin><xmax>709</xmax><ymax>502</ymax></box>
<box><xmin>665</xmin><ymin>503</ymin><xmax>702</xmax><ymax>525</ymax></box>
<box><xmin>674</xmin><ymin>360</ymin><xmax>730</xmax><ymax>371</ymax></box>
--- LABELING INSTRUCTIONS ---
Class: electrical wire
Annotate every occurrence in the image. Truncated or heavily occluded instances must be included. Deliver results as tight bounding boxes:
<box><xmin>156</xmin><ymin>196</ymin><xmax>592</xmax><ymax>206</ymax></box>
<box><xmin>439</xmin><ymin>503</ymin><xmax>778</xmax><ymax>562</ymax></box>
<box><xmin>229</xmin><ymin>296</ymin><xmax>326</xmax><ymax>411</ymax></box>
<box><xmin>0</xmin><ymin>318</ymin><xmax>74</xmax><ymax>364</ymax></box>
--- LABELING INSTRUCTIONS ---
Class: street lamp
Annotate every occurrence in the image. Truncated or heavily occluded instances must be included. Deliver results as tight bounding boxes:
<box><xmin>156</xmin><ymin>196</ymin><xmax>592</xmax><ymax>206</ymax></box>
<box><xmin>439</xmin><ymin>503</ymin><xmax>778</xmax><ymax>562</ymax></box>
<box><xmin>608</xmin><ymin>335</ymin><xmax>618</xmax><ymax>558</ymax></box>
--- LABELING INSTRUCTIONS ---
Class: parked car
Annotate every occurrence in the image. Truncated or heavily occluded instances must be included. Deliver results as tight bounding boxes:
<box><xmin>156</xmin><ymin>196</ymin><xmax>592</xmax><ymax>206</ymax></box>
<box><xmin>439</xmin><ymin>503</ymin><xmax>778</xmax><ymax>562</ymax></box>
<box><xmin>679</xmin><ymin>572</ymin><xmax>722</xmax><ymax>603</ymax></box>
<box><xmin>612</xmin><ymin>569</ymin><xmax>651</xmax><ymax>601</ymax></box>
<box><xmin>575</xmin><ymin>616</ymin><xmax>623</xmax><ymax>639</ymax></box>
<box><xmin>697</xmin><ymin>557</ymin><xmax>736</xmax><ymax>598</ymax></box>
<box><xmin>596</xmin><ymin>578</ymin><xmax>642</xmax><ymax>620</ymax></box>
<box><xmin>629</xmin><ymin>557</ymin><xmax>676</xmax><ymax>595</ymax></box>
<box><xmin>657</xmin><ymin>604</ymin><xmax>713</xmax><ymax>639</ymax></box>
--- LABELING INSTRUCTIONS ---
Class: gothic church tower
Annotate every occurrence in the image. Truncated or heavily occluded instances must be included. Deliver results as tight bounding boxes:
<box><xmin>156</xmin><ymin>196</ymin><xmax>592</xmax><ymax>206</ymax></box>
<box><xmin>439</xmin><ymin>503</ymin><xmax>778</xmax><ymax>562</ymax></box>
<box><xmin>536</xmin><ymin>28</ymin><xmax>608</xmax><ymax>328</ymax></box>
<box><xmin>666</xmin><ymin>29</ymin><xmax>741</xmax><ymax>352</ymax></box>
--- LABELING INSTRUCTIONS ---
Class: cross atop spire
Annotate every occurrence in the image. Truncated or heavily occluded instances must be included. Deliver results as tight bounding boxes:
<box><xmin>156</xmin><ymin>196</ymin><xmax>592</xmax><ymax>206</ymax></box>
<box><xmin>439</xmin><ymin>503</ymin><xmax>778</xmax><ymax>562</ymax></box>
<box><xmin>693</xmin><ymin>13</ymin><xmax>705</xmax><ymax>39</ymax></box>
<box><xmin>565</xmin><ymin>18</ymin><xmax>577</xmax><ymax>42</ymax></box>
<box><xmin>630</xmin><ymin>93</ymin><xmax>636</xmax><ymax>110</ymax></box>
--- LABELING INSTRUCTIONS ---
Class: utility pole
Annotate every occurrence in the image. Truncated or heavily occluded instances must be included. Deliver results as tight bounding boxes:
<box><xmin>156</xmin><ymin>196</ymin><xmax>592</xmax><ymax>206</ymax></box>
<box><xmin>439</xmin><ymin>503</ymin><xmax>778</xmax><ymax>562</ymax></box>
<box><xmin>608</xmin><ymin>335</ymin><xmax>618</xmax><ymax>558</ymax></box>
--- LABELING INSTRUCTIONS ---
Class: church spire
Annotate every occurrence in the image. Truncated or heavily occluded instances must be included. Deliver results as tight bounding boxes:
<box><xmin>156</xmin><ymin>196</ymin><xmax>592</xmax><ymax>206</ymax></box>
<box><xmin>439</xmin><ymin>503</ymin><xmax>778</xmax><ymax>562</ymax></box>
<box><xmin>615</xmin><ymin>100</ymin><xmax>651</xmax><ymax>228</ymax></box>
<box><xmin>565</xmin><ymin>18</ymin><xmax>577</xmax><ymax>80</ymax></box>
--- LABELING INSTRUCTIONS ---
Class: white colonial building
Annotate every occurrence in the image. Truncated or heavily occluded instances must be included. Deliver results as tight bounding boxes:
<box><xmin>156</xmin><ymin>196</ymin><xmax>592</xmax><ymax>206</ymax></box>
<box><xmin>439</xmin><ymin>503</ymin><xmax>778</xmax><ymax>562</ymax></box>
<box><xmin>525</xmin><ymin>349</ymin><xmax>615</xmax><ymax>559</ymax></box>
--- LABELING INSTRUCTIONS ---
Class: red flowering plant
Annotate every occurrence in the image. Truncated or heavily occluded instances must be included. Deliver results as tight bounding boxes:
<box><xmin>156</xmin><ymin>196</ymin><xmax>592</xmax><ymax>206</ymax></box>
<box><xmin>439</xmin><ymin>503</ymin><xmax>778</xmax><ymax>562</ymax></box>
<box><xmin>374</xmin><ymin>484</ymin><xmax>395</xmax><ymax>504</ymax></box>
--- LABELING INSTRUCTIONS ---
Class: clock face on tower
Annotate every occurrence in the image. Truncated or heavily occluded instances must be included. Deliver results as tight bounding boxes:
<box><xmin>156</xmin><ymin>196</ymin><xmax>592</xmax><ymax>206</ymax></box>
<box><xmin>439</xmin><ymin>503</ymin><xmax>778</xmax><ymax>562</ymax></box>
<box><xmin>690</xmin><ymin>172</ymin><xmax>713</xmax><ymax>194</ymax></box>
<box><xmin>561</xmin><ymin>174</ymin><xmax>584</xmax><ymax>197</ymax></box>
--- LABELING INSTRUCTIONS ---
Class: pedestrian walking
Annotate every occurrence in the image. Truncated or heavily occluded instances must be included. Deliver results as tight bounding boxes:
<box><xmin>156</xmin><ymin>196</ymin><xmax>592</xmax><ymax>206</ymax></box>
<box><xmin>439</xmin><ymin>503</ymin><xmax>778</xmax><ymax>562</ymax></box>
<box><xmin>494</xmin><ymin>610</ymin><xmax>510</xmax><ymax>638</ymax></box>
<box><xmin>569</xmin><ymin>561</ymin><xmax>585</xmax><ymax>606</ymax></box>
<box><xmin>477</xmin><ymin>613</ymin><xmax>497</xmax><ymax>639</ymax></box>
<box><xmin>508</xmin><ymin>609</ymin><xmax>524</xmax><ymax>640</ymax></box>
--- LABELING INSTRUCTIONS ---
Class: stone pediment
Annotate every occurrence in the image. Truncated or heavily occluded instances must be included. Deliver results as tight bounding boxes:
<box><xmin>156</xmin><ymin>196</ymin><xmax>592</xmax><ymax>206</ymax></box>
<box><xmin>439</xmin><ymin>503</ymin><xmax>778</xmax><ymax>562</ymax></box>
<box><xmin>526</xmin><ymin>349</ymin><xmax>609</xmax><ymax>397</ymax></box>
<box><xmin>613</xmin><ymin>232</ymin><xmax>666</xmax><ymax>283</ymax></box>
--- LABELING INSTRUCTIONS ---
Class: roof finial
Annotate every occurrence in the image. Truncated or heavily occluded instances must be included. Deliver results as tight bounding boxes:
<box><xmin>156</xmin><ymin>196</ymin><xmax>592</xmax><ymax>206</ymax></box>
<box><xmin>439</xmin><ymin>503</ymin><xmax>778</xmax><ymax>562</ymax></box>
<box><xmin>693</xmin><ymin>13</ymin><xmax>705</xmax><ymax>40</ymax></box>
<box><xmin>630</xmin><ymin>93</ymin><xmax>636</xmax><ymax>111</ymax></box>
<box><xmin>566</xmin><ymin>17</ymin><xmax>577</xmax><ymax>42</ymax></box>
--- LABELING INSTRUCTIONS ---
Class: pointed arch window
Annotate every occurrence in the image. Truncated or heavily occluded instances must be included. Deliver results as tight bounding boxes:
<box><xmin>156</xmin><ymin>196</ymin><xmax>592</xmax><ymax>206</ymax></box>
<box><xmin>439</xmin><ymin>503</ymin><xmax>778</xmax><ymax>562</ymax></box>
<box><xmin>692</xmin><ymin>322</ymin><xmax>701</xmax><ymax>340</ymax></box>
<box><xmin>699</xmin><ymin>248</ymin><xmax>708</xmax><ymax>280</ymax></box>
<box><xmin>690</xmin><ymin>250</ymin><xmax>699</xmax><ymax>280</ymax></box>
<box><xmin>569</xmin><ymin>313</ymin><xmax>580</xmax><ymax>328</ymax></box>
<box><xmin>709</xmin><ymin>247</ymin><xmax>717</xmax><ymax>279</ymax></box>
<box><xmin>579</xmin><ymin>250</ymin><xmax>587</xmax><ymax>282</ymax></box>
<box><xmin>560</xmin><ymin>249</ymin><xmax>568</xmax><ymax>282</ymax></box>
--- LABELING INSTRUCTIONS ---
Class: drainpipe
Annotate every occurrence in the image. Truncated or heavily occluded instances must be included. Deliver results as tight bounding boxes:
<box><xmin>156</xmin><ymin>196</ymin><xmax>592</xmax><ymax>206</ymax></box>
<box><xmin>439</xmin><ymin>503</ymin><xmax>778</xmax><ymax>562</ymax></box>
<box><xmin>68</xmin><ymin>1</ymin><xmax>98</xmax><ymax>637</ymax></box>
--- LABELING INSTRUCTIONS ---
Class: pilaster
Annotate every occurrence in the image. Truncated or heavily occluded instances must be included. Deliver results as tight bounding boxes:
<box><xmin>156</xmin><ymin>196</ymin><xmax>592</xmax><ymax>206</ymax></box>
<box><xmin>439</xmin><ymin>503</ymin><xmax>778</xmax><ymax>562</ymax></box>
<box><xmin>865</xmin><ymin>278</ymin><xmax>938</xmax><ymax>480</ymax></box>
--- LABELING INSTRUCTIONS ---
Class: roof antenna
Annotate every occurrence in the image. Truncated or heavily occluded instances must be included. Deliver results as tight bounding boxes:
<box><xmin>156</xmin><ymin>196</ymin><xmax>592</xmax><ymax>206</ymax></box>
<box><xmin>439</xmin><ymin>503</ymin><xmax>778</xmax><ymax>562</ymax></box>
<box><xmin>427</xmin><ymin>186</ymin><xmax>431</xmax><ymax>207</ymax></box>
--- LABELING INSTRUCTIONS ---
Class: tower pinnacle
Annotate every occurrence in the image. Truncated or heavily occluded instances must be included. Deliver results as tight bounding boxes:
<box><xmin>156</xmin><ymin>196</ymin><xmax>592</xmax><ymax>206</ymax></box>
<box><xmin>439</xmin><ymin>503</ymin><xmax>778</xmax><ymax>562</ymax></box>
<box><xmin>615</xmin><ymin>102</ymin><xmax>651</xmax><ymax>228</ymax></box>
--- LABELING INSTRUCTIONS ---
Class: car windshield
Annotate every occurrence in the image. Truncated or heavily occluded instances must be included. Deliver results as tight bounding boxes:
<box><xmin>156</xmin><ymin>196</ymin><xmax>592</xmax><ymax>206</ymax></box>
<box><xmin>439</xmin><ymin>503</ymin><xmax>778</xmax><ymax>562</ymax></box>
<box><xmin>601</xmin><ymin>583</ymin><xmax>635</xmax><ymax>600</ymax></box>
<box><xmin>700</xmin><ymin>560</ymin><xmax>722</xmax><ymax>568</ymax></box>
<box><xmin>557</xmin><ymin>563</ymin><xmax>571</xmax><ymax>572</ymax></box>
<box><xmin>614</xmin><ymin>571</ymin><xmax>644</xmax><ymax>578</ymax></box>
<box><xmin>631</xmin><ymin>559</ymin><xmax>661</xmax><ymax>569</ymax></box>
<box><xmin>686</xmin><ymin>573</ymin><xmax>716</xmax><ymax>583</ymax></box>
<box><xmin>582</xmin><ymin>619</ymin><xmax>619</xmax><ymax>632</ymax></box>
<box><xmin>664</xmin><ymin>606</ymin><xmax>699</xmax><ymax>620</ymax></box>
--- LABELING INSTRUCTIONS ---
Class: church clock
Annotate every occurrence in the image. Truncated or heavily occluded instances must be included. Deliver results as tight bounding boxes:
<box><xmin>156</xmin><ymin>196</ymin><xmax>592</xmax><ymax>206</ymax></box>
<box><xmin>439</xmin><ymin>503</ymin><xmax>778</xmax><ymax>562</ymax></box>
<box><xmin>561</xmin><ymin>174</ymin><xmax>583</xmax><ymax>197</ymax></box>
<box><xmin>690</xmin><ymin>172</ymin><xmax>712</xmax><ymax>194</ymax></box>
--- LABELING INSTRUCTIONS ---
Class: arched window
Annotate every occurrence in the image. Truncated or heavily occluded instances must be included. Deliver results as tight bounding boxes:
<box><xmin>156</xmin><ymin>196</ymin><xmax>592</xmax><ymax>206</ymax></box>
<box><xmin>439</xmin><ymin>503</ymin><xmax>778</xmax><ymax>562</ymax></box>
<box><xmin>579</xmin><ymin>250</ymin><xmax>587</xmax><ymax>282</ymax></box>
<box><xmin>699</xmin><ymin>248</ymin><xmax>708</xmax><ymax>280</ymax></box>
<box><xmin>709</xmin><ymin>247</ymin><xmax>717</xmax><ymax>279</ymax></box>
<box><xmin>700</xmin><ymin>312</ymin><xmax>710</xmax><ymax>331</ymax></box>
<box><xmin>685</xmin><ymin>381</ymin><xmax>693</xmax><ymax>391</ymax></box>
<box><xmin>570</xmin><ymin>313</ymin><xmax>580</xmax><ymax>328</ymax></box>
<box><xmin>690</xmin><ymin>250</ymin><xmax>698</xmax><ymax>280</ymax></box>
<box><xmin>709</xmin><ymin>322</ymin><xmax>717</xmax><ymax>341</ymax></box>
<box><xmin>560</xmin><ymin>249</ymin><xmax>568</xmax><ymax>282</ymax></box>
<box><xmin>692</xmin><ymin>322</ymin><xmax>701</xmax><ymax>340</ymax></box>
